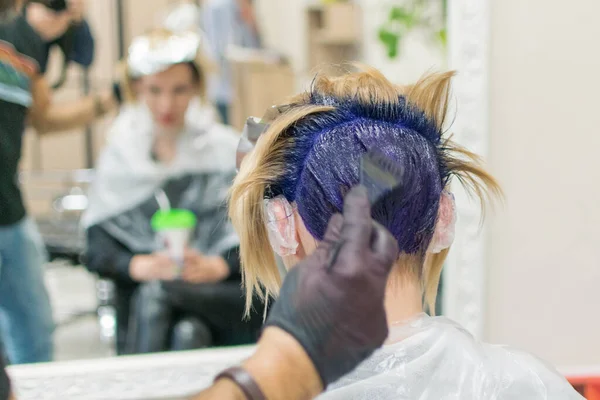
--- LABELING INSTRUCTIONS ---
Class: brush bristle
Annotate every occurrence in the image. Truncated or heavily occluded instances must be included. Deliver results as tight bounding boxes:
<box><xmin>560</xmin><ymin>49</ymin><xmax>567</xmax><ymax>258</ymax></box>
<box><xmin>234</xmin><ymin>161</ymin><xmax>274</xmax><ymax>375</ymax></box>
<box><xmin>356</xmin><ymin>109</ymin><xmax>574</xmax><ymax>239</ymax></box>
<box><xmin>360</xmin><ymin>150</ymin><xmax>405</xmax><ymax>205</ymax></box>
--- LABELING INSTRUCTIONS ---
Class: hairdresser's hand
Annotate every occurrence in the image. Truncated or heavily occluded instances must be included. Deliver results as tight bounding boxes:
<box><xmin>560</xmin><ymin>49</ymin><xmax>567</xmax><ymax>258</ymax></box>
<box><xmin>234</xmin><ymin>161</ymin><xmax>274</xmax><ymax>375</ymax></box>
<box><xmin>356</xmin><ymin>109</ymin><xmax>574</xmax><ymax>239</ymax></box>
<box><xmin>265</xmin><ymin>186</ymin><xmax>399</xmax><ymax>387</ymax></box>
<box><xmin>26</xmin><ymin>2</ymin><xmax>71</xmax><ymax>41</ymax></box>
<box><xmin>129</xmin><ymin>253</ymin><xmax>177</xmax><ymax>282</ymax></box>
<box><xmin>67</xmin><ymin>0</ymin><xmax>85</xmax><ymax>23</ymax></box>
<box><xmin>182</xmin><ymin>249</ymin><xmax>230</xmax><ymax>283</ymax></box>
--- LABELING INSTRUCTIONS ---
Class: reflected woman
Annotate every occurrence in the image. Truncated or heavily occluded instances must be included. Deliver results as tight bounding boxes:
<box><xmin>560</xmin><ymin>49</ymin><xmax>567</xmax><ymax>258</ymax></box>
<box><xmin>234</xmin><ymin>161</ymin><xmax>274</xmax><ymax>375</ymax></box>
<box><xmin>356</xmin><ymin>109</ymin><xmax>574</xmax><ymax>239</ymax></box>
<box><xmin>83</xmin><ymin>29</ymin><xmax>263</xmax><ymax>355</ymax></box>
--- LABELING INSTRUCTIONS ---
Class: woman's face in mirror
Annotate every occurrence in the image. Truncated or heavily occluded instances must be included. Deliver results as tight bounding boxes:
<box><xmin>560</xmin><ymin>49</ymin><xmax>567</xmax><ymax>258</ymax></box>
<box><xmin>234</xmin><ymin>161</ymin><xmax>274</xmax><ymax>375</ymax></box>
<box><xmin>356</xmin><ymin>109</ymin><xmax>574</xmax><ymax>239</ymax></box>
<box><xmin>139</xmin><ymin>63</ymin><xmax>197</xmax><ymax>132</ymax></box>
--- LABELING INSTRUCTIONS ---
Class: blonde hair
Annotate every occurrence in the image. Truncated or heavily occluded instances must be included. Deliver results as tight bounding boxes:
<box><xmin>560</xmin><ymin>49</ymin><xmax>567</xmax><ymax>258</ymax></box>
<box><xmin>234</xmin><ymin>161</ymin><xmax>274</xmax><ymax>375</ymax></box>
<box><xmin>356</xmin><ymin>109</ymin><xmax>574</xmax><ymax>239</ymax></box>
<box><xmin>230</xmin><ymin>66</ymin><xmax>502</xmax><ymax>316</ymax></box>
<box><xmin>118</xmin><ymin>28</ymin><xmax>215</xmax><ymax>104</ymax></box>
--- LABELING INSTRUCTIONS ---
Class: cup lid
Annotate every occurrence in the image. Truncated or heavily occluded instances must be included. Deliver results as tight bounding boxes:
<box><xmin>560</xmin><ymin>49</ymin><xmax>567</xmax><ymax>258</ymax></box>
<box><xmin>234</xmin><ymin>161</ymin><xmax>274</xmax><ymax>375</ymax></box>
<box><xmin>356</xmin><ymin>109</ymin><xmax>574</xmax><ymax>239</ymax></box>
<box><xmin>151</xmin><ymin>209</ymin><xmax>197</xmax><ymax>231</ymax></box>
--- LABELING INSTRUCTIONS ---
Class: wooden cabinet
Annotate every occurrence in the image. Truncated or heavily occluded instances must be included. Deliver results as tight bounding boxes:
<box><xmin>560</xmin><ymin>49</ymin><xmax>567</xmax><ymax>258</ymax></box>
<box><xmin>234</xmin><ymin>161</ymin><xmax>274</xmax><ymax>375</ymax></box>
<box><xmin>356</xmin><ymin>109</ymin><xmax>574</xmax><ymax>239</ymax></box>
<box><xmin>229</xmin><ymin>49</ymin><xmax>296</xmax><ymax>131</ymax></box>
<box><xmin>306</xmin><ymin>2</ymin><xmax>362</xmax><ymax>76</ymax></box>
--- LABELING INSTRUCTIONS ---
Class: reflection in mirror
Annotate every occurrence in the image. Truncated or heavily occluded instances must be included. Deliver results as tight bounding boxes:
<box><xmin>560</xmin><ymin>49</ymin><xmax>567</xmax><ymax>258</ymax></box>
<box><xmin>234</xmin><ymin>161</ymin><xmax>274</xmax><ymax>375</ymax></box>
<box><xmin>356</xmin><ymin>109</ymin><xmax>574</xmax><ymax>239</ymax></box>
<box><xmin>7</xmin><ymin>3</ymin><xmax>271</xmax><ymax>397</ymax></box>
<box><xmin>17</xmin><ymin>31</ymin><xmax>268</xmax><ymax>366</ymax></box>
<box><xmin>4</xmin><ymin>0</ymin><xmax>462</xmax><ymax>399</ymax></box>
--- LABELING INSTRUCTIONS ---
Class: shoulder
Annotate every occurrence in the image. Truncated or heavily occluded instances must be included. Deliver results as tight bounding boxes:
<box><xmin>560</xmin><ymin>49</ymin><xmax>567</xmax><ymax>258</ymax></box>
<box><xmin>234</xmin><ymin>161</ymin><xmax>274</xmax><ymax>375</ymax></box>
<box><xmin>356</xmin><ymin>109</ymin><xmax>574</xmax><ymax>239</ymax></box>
<box><xmin>186</xmin><ymin>101</ymin><xmax>240</xmax><ymax>152</ymax></box>
<box><xmin>191</xmin><ymin>123</ymin><xmax>239</xmax><ymax>172</ymax></box>
<box><xmin>0</xmin><ymin>15</ymin><xmax>46</xmax><ymax>74</ymax></box>
<box><xmin>0</xmin><ymin>22</ymin><xmax>45</xmax><ymax>107</ymax></box>
<box><xmin>328</xmin><ymin>317</ymin><xmax>582</xmax><ymax>400</ymax></box>
<box><xmin>106</xmin><ymin>103</ymin><xmax>152</xmax><ymax>145</ymax></box>
<box><xmin>96</xmin><ymin>103</ymin><xmax>153</xmax><ymax>171</ymax></box>
<box><xmin>207</xmin><ymin>122</ymin><xmax>240</xmax><ymax>150</ymax></box>
<box><xmin>497</xmin><ymin>348</ymin><xmax>583</xmax><ymax>399</ymax></box>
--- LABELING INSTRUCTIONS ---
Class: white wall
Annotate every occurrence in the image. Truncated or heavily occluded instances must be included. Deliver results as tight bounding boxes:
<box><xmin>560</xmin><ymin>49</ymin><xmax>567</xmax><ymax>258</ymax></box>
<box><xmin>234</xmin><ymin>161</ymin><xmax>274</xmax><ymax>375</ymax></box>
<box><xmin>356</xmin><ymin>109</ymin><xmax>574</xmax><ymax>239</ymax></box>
<box><xmin>486</xmin><ymin>0</ymin><xmax>600</xmax><ymax>366</ymax></box>
<box><xmin>256</xmin><ymin>0</ymin><xmax>445</xmax><ymax>88</ymax></box>
<box><xmin>360</xmin><ymin>0</ymin><xmax>445</xmax><ymax>83</ymax></box>
<box><xmin>256</xmin><ymin>0</ymin><xmax>600</xmax><ymax>368</ymax></box>
<box><xmin>255</xmin><ymin>0</ymin><xmax>306</xmax><ymax>81</ymax></box>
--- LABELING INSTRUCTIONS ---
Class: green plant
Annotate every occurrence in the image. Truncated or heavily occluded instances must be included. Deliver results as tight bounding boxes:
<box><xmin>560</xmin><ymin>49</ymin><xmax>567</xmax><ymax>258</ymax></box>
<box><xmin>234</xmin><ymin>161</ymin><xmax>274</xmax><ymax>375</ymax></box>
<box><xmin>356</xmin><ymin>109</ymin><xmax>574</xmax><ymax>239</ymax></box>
<box><xmin>378</xmin><ymin>0</ymin><xmax>447</xmax><ymax>59</ymax></box>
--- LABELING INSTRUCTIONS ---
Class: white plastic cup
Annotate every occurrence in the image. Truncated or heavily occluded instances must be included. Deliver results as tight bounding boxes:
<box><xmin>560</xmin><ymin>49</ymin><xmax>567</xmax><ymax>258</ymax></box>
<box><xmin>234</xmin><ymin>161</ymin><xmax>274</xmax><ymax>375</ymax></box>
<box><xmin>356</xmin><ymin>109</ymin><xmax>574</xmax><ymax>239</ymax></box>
<box><xmin>151</xmin><ymin>209</ymin><xmax>197</xmax><ymax>278</ymax></box>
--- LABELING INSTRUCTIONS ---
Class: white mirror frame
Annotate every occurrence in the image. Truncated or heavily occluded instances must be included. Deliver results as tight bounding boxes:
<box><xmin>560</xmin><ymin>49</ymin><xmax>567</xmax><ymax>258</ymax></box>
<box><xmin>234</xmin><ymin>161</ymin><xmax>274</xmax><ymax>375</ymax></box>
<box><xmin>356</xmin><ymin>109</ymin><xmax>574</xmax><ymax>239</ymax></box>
<box><xmin>442</xmin><ymin>0</ymin><xmax>491</xmax><ymax>339</ymax></box>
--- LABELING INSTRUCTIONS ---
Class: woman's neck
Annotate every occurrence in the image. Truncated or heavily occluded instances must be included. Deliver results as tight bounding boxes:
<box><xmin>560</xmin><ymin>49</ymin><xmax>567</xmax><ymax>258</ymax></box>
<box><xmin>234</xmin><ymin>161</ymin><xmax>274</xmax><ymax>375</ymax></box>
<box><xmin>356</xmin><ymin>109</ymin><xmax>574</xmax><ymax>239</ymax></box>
<box><xmin>155</xmin><ymin>125</ymin><xmax>184</xmax><ymax>140</ymax></box>
<box><xmin>384</xmin><ymin>277</ymin><xmax>424</xmax><ymax>326</ymax></box>
<box><xmin>152</xmin><ymin>130</ymin><xmax>181</xmax><ymax>164</ymax></box>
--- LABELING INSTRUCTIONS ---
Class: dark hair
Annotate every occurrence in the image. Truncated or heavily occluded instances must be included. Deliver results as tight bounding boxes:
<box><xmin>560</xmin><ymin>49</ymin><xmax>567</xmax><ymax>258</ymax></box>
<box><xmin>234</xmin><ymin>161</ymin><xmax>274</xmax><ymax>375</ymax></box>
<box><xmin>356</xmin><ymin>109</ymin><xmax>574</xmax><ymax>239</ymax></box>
<box><xmin>187</xmin><ymin>62</ymin><xmax>202</xmax><ymax>86</ymax></box>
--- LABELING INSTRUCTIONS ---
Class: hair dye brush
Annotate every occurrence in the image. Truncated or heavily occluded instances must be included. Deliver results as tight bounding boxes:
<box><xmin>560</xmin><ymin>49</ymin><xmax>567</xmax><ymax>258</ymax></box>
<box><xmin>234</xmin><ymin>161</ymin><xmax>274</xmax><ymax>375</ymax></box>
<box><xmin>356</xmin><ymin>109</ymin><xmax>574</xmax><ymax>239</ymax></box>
<box><xmin>327</xmin><ymin>151</ymin><xmax>404</xmax><ymax>270</ymax></box>
<box><xmin>360</xmin><ymin>150</ymin><xmax>405</xmax><ymax>206</ymax></box>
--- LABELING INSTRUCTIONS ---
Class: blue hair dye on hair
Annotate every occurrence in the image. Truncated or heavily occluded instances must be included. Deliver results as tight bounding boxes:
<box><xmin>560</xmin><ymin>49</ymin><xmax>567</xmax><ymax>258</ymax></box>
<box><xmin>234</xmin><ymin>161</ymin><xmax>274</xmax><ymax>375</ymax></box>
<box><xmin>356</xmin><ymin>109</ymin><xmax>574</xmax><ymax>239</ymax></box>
<box><xmin>270</xmin><ymin>92</ymin><xmax>450</xmax><ymax>256</ymax></box>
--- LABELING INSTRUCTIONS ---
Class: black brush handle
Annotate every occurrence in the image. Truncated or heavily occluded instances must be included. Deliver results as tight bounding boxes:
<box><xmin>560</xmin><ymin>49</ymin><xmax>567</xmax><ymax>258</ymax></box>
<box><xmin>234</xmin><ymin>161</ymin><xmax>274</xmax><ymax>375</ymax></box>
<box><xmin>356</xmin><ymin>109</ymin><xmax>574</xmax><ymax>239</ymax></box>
<box><xmin>360</xmin><ymin>150</ymin><xmax>405</xmax><ymax>205</ymax></box>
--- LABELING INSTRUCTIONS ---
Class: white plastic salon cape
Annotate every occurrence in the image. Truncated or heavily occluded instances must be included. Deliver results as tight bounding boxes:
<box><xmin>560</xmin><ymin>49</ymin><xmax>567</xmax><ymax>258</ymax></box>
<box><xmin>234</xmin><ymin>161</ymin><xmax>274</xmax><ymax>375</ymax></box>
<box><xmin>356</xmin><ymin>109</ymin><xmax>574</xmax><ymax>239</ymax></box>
<box><xmin>320</xmin><ymin>314</ymin><xmax>582</xmax><ymax>400</ymax></box>
<box><xmin>81</xmin><ymin>99</ymin><xmax>237</xmax><ymax>229</ymax></box>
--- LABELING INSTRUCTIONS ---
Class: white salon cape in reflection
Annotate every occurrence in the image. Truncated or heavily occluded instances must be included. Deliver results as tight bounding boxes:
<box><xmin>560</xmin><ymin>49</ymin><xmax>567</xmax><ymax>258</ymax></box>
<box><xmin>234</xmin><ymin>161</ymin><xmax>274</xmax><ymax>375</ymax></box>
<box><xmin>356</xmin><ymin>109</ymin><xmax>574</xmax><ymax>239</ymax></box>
<box><xmin>82</xmin><ymin>99</ymin><xmax>236</xmax><ymax>231</ymax></box>
<box><xmin>320</xmin><ymin>314</ymin><xmax>582</xmax><ymax>400</ymax></box>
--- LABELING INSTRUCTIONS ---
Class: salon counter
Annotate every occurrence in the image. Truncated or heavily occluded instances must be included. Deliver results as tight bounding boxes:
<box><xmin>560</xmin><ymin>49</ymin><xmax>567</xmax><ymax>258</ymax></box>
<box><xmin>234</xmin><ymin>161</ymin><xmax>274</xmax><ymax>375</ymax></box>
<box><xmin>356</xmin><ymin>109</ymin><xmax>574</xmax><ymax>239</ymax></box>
<box><xmin>8</xmin><ymin>345</ymin><xmax>256</xmax><ymax>400</ymax></box>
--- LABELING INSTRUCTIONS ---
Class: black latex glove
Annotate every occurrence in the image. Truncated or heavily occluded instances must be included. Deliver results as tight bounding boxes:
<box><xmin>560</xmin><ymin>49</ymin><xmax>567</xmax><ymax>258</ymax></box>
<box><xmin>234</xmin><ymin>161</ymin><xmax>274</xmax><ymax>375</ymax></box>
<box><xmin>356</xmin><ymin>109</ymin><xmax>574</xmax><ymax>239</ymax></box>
<box><xmin>265</xmin><ymin>186</ymin><xmax>399</xmax><ymax>387</ymax></box>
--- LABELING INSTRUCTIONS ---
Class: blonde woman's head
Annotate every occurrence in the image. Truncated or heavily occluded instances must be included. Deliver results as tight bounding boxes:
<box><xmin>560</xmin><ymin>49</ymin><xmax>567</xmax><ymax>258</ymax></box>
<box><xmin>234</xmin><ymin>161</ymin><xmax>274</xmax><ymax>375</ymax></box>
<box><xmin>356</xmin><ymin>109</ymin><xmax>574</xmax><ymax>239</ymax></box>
<box><xmin>230</xmin><ymin>65</ymin><xmax>501</xmax><ymax>316</ymax></box>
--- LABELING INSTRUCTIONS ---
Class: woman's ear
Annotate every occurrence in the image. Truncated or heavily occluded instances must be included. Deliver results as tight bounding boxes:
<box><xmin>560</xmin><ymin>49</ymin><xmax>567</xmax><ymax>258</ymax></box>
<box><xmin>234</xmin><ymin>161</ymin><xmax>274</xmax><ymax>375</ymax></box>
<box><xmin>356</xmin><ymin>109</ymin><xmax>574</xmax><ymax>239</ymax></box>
<box><xmin>279</xmin><ymin>209</ymin><xmax>308</xmax><ymax>269</ymax></box>
<box><xmin>264</xmin><ymin>196</ymin><xmax>298</xmax><ymax>257</ymax></box>
<box><xmin>429</xmin><ymin>191</ymin><xmax>456</xmax><ymax>254</ymax></box>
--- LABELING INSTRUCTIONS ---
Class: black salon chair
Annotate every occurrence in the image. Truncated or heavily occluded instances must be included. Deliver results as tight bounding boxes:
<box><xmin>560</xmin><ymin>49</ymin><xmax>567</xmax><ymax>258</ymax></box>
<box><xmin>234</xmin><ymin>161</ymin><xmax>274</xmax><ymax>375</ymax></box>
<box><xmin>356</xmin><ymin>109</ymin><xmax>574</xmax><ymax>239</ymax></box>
<box><xmin>22</xmin><ymin>169</ymin><xmax>209</xmax><ymax>352</ymax></box>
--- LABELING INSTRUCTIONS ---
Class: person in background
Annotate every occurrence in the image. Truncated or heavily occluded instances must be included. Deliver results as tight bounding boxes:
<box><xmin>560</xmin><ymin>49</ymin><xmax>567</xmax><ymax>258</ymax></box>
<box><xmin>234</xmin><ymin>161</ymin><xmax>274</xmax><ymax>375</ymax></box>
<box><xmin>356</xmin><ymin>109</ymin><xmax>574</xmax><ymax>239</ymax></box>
<box><xmin>33</xmin><ymin>0</ymin><xmax>96</xmax><ymax>83</ymax></box>
<box><xmin>201</xmin><ymin>0</ymin><xmax>261</xmax><ymax>125</ymax></box>
<box><xmin>83</xmin><ymin>28</ymin><xmax>263</xmax><ymax>355</ymax></box>
<box><xmin>0</xmin><ymin>0</ymin><xmax>116</xmax><ymax>365</ymax></box>
<box><xmin>24</xmin><ymin>0</ymin><xmax>116</xmax><ymax>134</ymax></box>
<box><xmin>0</xmin><ymin>8</ymin><xmax>21</xmax><ymax>400</ymax></box>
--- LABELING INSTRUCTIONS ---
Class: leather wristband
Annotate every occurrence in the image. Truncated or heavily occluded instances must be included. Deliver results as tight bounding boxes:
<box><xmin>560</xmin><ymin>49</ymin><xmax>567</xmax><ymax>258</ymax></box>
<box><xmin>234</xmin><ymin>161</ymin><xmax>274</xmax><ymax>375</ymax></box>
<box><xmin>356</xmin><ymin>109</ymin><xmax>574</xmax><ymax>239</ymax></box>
<box><xmin>214</xmin><ymin>366</ymin><xmax>266</xmax><ymax>400</ymax></box>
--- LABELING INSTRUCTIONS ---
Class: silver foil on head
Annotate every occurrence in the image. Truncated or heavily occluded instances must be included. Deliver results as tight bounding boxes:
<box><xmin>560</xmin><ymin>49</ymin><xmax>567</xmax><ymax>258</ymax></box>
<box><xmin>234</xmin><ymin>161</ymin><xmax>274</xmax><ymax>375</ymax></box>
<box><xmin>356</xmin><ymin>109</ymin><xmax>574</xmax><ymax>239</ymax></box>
<box><xmin>236</xmin><ymin>116</ymin><xmax>267</xmax><ymax>171</ymax></box>
<box><xmin>127</xmin><ymin>31</ymin><xmax>201</xmax><ymax>78</ymax></box>
<box><xmin>246</xmin><ymin>116</ymin><xmax>269</xmax><ymax>142</ymax></box>
<box><xmin>234</xmin><ymin>105</ymin><xmax>292</xmax><ymax>171</ymax></box>
<box><xmin>162</xmin><ymin>2</ymin><xmax>201</xmax><ymax>33</ymax></box>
